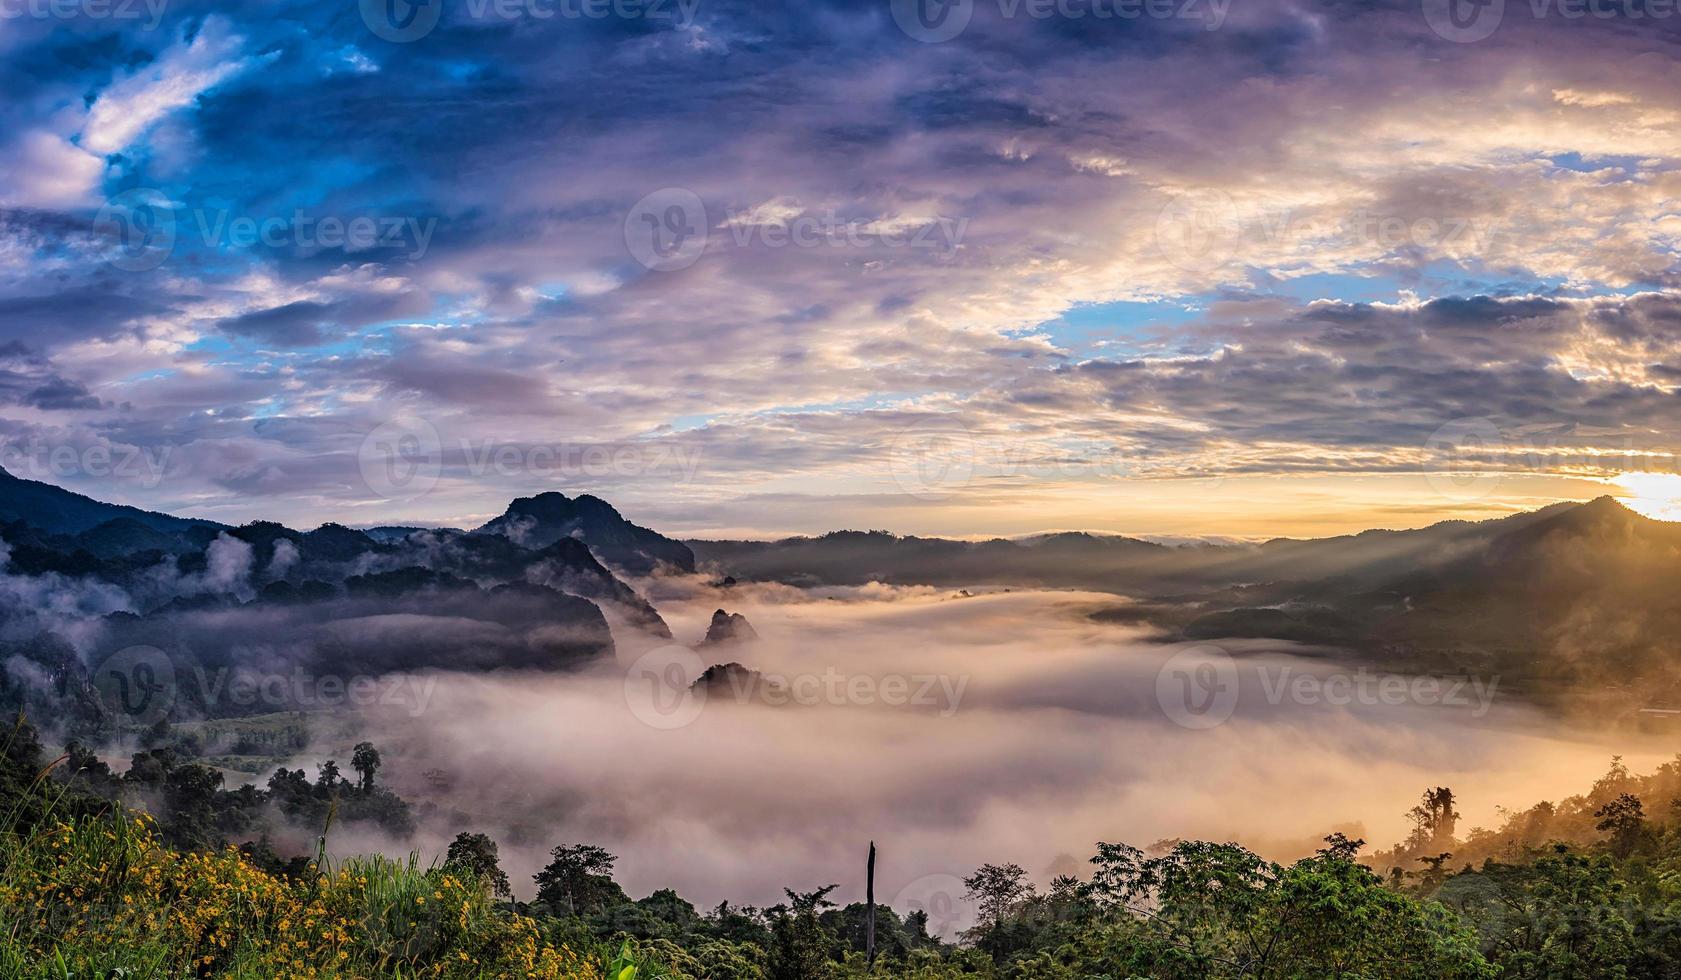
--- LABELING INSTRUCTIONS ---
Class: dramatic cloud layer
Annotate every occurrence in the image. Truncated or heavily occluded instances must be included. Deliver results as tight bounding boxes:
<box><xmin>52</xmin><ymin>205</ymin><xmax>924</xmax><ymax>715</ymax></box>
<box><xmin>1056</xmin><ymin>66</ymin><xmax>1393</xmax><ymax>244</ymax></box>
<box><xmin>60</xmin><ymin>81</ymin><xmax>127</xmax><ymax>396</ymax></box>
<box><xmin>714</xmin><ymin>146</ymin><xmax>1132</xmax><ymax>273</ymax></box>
<box><xmin>5</xmin><ymin>0</ymin><xmax>1681</xmax><ymax>534</ymax></box>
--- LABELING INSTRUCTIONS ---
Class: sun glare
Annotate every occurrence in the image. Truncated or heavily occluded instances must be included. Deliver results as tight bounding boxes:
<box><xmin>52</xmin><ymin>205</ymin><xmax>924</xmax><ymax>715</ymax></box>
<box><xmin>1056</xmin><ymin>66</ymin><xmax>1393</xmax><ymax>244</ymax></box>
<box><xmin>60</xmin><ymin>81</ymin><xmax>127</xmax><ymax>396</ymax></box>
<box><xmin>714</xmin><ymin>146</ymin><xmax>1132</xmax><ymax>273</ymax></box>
<box><xmin>1611</xmin><ymin>472</ymin><xmax>1681</xmax><ymax>521</ymax></box>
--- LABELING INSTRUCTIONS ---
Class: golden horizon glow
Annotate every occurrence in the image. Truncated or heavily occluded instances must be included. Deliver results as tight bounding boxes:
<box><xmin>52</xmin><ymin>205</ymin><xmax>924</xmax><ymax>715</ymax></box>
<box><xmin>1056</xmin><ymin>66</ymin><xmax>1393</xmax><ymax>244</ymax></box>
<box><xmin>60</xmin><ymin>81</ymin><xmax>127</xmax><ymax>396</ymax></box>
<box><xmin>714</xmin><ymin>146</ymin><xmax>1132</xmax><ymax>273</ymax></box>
<box><xmin>1611</xmin><ymin>472</ymin><xmax>1681</xmax><ymax>522</ymax></box>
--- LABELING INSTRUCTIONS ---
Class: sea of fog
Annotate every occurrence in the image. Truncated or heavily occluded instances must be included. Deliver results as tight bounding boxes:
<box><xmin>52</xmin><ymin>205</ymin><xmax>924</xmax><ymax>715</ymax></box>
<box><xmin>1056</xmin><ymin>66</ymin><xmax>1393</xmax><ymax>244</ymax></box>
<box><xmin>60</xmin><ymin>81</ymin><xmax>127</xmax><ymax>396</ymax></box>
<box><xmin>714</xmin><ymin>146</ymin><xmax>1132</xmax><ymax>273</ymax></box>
<box><xmin>338</xmin><ymin>581</ymin><xmax>1672</xmax><ymax>935</ymax></box>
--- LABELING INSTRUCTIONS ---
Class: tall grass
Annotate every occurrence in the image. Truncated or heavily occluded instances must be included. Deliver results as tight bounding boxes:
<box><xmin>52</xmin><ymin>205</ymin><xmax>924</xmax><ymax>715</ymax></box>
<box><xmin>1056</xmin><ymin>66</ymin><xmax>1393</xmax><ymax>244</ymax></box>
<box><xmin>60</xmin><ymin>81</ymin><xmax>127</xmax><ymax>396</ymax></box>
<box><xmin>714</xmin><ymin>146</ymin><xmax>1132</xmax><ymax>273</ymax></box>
<box><xmin>0</xmin><ymin>770</ymin><xmax>598</xmax><ymax>978</ymax></box>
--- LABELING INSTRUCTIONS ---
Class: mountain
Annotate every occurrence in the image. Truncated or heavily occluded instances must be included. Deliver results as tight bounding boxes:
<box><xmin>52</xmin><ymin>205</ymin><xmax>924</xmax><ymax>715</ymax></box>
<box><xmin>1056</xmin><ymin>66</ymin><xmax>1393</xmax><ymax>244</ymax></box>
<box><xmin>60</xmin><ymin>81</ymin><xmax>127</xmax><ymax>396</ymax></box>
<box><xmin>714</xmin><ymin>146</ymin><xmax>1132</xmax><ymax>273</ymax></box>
<box><xmin>474</xmin><ymin>492</ymin><xmax>694</xmax><ymax>575</ymax></box>
<box><xmin>700</xmin><ymin>609</ymin><xmax>757</xmax><ymax>646</ymax></box>
<box><xmin>0</xmin><ymin>477</ymin><xmax>692</xmax><ymax>726</ymax></box>
<box><xmin>1179</xmin><ymin>496</ymin><xmax>1681</xmax><ymax>697</ymax></box>
<box><xmin>693</xmin><ymin>498</ymin><xmax>1681</xmax><ymax>709</ymax></box>
<box><xmin>0</xmin><ymin>465</ymin><xmax>222</xmax><ymax>539</ymax></box>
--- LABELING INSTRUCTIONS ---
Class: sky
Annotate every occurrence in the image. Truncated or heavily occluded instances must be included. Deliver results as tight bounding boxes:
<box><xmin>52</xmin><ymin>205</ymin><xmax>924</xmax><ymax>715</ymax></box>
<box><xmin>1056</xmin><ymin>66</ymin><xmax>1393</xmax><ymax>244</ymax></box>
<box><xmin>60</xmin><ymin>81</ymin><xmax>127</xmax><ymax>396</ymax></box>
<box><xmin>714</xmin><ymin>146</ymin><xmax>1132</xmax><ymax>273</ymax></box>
<box><xmin>5</xmin><ymin>0</ymin><xmax>1681</xmax><ymax>538</ymax></box>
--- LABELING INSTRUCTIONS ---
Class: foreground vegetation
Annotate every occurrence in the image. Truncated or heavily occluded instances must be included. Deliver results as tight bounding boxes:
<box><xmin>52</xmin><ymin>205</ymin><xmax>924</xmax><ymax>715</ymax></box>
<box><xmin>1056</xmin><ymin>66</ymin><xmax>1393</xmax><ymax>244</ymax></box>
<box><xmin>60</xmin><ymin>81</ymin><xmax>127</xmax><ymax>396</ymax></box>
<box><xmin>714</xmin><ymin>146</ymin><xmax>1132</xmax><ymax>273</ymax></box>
<box><xmin>8</xmin><ymin>715</ymin><xmax>1681</xmax><ymax>977</ymax></box>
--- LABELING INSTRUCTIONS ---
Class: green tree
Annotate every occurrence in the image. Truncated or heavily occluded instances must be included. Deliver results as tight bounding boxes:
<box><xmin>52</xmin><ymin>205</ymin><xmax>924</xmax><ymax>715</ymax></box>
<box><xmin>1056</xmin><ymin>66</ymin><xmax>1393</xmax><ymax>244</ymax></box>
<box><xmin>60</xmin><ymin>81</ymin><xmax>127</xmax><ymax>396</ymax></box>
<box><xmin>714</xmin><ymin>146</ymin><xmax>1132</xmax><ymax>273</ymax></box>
<box><xmin>351</xmin><ymin>741</ymin><xmax>382</xmax><ymax>793</ymax></box>
<box><xmin>533</xmin><ymin>843</ymin><xmax>622</xmax><ymax>916</ymax></box>
<box><xmin>1595</xmin><ymin>792</ymin><xmax>1647</xmax><ymax>858</ymax></box>
<box><xmin>767</xmin><ymin>884</ymin><xmax>838</xmax><ymax>980</ymax></box>
<box><xmin>962</xmin><ymin>861</ymin><xmax>1033</xmax><ymax>960</ymax></box>
<box><xmin>444</xmin><ymin>831</ymin><xmax>510</xmax><ymax>899</ymax></box>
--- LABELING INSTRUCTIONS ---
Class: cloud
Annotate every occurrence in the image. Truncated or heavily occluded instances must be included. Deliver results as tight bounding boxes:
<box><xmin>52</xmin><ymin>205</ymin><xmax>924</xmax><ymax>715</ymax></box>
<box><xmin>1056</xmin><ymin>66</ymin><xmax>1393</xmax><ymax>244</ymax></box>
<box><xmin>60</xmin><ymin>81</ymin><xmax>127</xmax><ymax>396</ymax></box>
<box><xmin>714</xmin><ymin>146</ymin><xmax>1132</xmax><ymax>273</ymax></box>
<box><xmin>80</xmin><ymin>18</ymin><xmax>256</xmax><ymax>155</ymax></box>
<box><xmin>349</xmin><ymin>585</ymin><xmax>1673</xmax><ymax>912</ymax></box>
<box><xmin>4</xmin><ymin>0</ymin><xmax>1681</xmax><ymax>533</ymax></box>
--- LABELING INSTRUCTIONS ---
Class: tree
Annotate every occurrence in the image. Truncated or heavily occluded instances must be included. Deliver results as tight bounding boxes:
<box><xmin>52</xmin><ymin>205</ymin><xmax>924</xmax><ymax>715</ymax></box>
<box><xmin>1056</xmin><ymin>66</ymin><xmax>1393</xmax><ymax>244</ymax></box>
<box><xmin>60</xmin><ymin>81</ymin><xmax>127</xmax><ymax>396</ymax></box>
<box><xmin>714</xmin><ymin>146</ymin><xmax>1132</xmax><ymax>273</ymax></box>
<box><xmin>1413</xmin><ymin>852</ymin><xmax>1455</xmax><ymax>892</ymax></box>
<box><xmin>1595</xmin><ymin>792</ymin><xmax>1647</xmax><ymax>858</ymax></box>
<box><xmin>1405</xmin><ymin>786</ymin><xmax>1460</xmax><ymax>853</ymax></box>
<box><xmin>767</xmin><ymin>885</ymin><xmax>837</xmax><ymax>980</ymax></box>
<box><xmin>351</xmin><ymin>741</ymin><xmax>382</xmax><ymax>793</ymax></box>
<box><xmin>534</xmin><ymin>843</ymin><xmax>622</xmax><ymax>916</ymax></box>
<box><xmin>962</xmin><ymin>862</ymin><xmax>1033</xmax><ymax>959</ymax></box>
<box><xmin>316</xmin><ymin>759</ymin><xmax>342</xmax><ymax>792</ymax></box>
<box><xmin>445</xmin><ymin>831</ymin><xmax>511</xmax><ymax>898</ymax></box>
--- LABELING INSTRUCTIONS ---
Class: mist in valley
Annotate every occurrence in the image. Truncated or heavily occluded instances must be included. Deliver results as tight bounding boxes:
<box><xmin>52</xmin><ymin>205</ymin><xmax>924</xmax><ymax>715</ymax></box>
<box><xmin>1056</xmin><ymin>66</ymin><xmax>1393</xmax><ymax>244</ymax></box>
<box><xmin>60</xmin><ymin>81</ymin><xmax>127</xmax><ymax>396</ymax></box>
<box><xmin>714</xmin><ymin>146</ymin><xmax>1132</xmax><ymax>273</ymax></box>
<box><xmin>336</xmin><ymin>579</ymin><xmax>1671</xmax><ymax>929</ymax></box>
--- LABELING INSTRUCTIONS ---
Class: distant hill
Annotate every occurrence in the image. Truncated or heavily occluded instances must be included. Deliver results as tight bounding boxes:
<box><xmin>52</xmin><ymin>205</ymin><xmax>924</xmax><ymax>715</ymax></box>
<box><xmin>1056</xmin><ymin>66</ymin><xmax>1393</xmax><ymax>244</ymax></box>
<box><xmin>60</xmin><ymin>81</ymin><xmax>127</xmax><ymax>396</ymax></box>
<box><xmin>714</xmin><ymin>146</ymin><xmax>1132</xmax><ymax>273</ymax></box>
<box><xmin>0</xmin><ymin>477</ymin><xmax>690</xmax><ymax>724</ymax></box>
<box><xmin>0</xmin><ymin>465</ymin><xmax>223</xmax><ymax>538</ymax></box>
<box><xmin>475</xmin><ymin>491</ymin><xmax>695</xmax><ymax>575</ymax></box>
<box><xmin>691</xmin><ymin>530</ymin><xmax>1165</xmax><ymax>590</ymax></box>
<box><xmin>693</xmin><ymin>498</ymin><xmax>1681</xmax><ymax>709</ymax></box>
